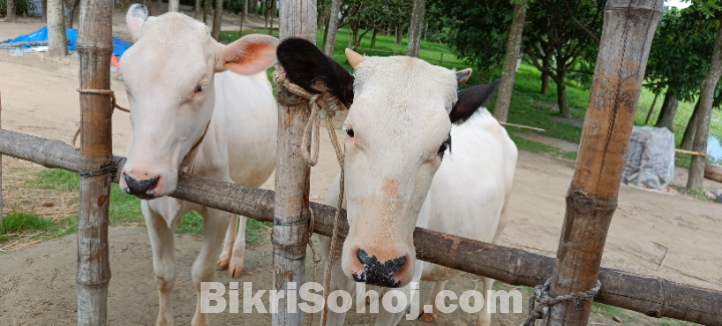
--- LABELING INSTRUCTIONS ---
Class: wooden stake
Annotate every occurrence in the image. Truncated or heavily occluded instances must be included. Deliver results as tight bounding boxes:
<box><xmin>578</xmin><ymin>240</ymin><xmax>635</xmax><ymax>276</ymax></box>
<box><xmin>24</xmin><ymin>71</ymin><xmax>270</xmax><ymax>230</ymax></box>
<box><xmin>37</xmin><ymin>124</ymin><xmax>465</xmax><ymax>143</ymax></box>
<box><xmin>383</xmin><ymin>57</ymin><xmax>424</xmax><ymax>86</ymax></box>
<box><xmin>274</xmin><ymin>2</ymin><xmax>317</xmax><ymax>326</ymax></box>
<box><xmin>1</xmin><ymin>129</ymin><xmax>721</xmax><ymax>325</ymax></box>
<box><xmin>548</xmin><ymin>1</ymin><xmax>663</xmax><ymax>325</ymax></box>
<box><xmin>75</xmin><ymin>0</ymin><xmax>114</xmax><ymax>324</ymax></box>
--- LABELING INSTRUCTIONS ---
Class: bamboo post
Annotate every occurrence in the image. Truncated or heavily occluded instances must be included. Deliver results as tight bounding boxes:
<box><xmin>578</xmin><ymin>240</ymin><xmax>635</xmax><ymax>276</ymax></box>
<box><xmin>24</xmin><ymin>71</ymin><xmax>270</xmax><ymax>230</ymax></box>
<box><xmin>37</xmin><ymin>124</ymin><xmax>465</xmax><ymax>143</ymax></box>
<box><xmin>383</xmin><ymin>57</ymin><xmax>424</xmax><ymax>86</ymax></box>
<box><xmin>273</xmin><ymin>2</ymin><xmax>316</xmax><ymax>326</ymax></box>
<box><xmin>75</xmin><ymin>0</ymin><xmax>114</xmax><ymax>324</ymax></box>
<box><xmin>548</xmin><ymin>0</ymin><xmax>663</xmax><ymax>325</ymax></box>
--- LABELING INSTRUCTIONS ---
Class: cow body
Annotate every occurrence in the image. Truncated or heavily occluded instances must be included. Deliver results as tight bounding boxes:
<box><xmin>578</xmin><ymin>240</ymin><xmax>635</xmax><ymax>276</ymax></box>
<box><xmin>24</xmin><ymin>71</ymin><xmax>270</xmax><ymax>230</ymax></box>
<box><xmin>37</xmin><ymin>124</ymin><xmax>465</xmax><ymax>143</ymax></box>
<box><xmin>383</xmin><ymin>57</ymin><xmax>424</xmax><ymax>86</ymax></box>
<box><xmin>119</xmin><ymin>5</ymin><xmax>278</xmax><ymax>325</ymax></box>
<box><xmin>322</xmin><ymin>109</ymin><xmax>517</xmax><ymax>326</ymax></box>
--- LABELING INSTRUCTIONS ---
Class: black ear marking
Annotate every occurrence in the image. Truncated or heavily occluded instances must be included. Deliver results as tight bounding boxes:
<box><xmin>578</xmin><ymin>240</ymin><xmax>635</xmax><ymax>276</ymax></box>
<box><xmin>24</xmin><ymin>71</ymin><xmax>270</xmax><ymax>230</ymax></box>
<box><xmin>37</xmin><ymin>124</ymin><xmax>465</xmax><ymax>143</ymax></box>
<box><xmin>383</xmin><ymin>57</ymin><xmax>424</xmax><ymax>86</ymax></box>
<box><xmin>449</xmin><ymin>79</ymin><xmax>501</xmax><ymax>124</ymax></box>
<box><xmin>276</xmin><ymin>38</ymin><xmax>355</xmax><ymax>108</ymax></box>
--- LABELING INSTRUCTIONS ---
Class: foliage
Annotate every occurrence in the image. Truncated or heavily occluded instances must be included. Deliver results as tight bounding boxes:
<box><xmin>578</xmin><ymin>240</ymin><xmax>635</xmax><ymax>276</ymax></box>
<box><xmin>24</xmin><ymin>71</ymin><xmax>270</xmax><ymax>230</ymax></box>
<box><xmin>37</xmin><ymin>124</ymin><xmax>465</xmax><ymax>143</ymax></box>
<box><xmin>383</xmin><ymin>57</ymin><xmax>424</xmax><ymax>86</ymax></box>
<box><xmin>432</xmin><ymin>0</ymin><xmax>604</xmax><ymax>116</ymax></box>
<box><xmin>646</xmin><ymin>6</ymin><xmax>721</xmax><ymax>103</ymax></box>
<box><xmin>0</xmin><ymin>0</ymin><xmax>38</xmax><ymax>18</ymax></box>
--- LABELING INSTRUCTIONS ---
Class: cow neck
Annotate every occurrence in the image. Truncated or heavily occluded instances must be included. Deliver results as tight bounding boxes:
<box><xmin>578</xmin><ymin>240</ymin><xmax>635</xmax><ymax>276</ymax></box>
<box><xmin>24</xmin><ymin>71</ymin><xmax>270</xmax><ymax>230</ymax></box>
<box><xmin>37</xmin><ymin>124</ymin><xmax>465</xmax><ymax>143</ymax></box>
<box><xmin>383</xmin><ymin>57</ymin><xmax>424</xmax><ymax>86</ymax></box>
<box><xmin>180</xmin><ymin>120</ymin><xmax>211</xmax><ymax>169</ymax></box>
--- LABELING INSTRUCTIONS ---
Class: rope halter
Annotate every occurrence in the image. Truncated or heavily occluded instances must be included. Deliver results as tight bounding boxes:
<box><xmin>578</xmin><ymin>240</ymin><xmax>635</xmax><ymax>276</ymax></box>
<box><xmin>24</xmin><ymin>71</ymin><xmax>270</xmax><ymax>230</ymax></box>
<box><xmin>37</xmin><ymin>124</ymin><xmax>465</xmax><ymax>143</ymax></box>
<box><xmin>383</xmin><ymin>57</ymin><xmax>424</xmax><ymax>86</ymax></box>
<box><xmin>272</xmin><ymin>66</ymin><xmax>347</xmax><ymax>167</ymax></box>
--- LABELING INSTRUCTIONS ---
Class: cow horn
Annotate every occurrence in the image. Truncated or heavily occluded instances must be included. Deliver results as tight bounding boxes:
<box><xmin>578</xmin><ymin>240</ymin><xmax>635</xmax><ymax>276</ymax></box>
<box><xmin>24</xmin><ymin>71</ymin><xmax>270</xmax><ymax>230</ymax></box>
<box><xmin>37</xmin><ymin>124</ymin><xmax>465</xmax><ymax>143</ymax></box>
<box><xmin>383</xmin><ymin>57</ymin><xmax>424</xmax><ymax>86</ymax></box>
<box><xmin>345</xmin><ymin>48</ymin><xmax>364</xmax><ymax>70</ymax></box>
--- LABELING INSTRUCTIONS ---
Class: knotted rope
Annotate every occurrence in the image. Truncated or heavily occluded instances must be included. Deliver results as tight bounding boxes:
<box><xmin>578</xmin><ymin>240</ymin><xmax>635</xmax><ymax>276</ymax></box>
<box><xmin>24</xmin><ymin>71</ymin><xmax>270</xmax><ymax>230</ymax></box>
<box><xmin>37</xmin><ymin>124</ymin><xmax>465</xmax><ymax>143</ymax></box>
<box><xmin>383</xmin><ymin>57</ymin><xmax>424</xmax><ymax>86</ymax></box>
<box><xmin>521</xmin><ymin>278</ymin><xmax>602</xmax><ymax>326</ymax></box>
<box><xmin>272</xmin><ymin>67</ymin><xmax>347</xmax><ymax>326</ymax></box>
<box><xmin>72</xmin><ymin>89</ymin><xmax>130</xmax><ymax>150</ymax></box>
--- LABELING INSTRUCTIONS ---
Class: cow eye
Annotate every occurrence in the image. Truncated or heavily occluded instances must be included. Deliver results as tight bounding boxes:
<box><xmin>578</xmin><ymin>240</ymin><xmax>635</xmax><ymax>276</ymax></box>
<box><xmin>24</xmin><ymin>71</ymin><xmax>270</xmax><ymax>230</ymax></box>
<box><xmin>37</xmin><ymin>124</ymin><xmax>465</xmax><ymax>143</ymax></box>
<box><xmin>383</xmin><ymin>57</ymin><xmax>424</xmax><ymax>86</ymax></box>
<box><xmin>438</xmin><ymin>134</ymin><xmax>451</xmax><ymax>159</ymax></box>
<box><xmin>194</xmin><ymin>85</ymin><xmax>207</xmax><ymax>93</ymax></box>
<box><xmin>346</xmin><ymin>128</ymin><xmax>355</xmax><ymax>138</ymax></box>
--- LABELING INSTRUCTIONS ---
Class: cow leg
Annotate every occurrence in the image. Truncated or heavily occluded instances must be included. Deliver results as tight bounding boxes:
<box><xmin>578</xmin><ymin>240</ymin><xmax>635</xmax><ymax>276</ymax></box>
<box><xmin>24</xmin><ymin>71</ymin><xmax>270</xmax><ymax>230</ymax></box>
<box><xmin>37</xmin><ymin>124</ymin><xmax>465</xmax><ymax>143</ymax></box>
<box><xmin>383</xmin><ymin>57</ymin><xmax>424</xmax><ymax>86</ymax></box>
<box><xmin>475</xmin><ymin>277</ymin><xmax>495</xmax><ymax>326</ymax></box>
<box><xmin>143</xmin><ymin>201</ymin><xmax>177</xmax><ymax>326</ymax></box>
<box><xmin>191</xmin><ymin>208</ymin><xmax>232</xmax><ymax>326</ymax></box>
<box><xmin>228</xmin><ymin>215</ymin><xmax>247</xmax><ymax>278</ymax></box>
<box><xmin>319</xmin><ymin>235</ymin><xmax>352</xmax><ymax>326</ymax></box>
<box><xmin>417</xmin><ymin>280</ymin><xmax>447</xmax><ymax>322</ymax></box>
<box><xmin>216</xmin><ymin>215</ymin><xmax>237</xmax><ymax>271</ymax></box>
<box><xmin>373</xmin><ymin>285</ymin><xmax>410</xmax><ymax>326</ymax></box>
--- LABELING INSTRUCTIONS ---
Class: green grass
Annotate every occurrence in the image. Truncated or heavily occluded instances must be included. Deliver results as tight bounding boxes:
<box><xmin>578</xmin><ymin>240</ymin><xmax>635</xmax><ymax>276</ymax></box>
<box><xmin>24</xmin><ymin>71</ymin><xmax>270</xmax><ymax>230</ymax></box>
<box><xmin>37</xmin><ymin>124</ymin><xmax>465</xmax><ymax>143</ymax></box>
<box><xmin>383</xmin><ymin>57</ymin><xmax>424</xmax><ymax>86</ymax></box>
<box><xmin>658</xmin><ymin>320</ymin><xmax>701</xmax><ymax>326</ymax></box>
<box><xmin>1</xmin><ymin>169</ymin><xmax>269</xmax><ymax>246</ymax></box>
<box><xmin>592</xmin><ymin>302</ymin><xmax>624</xmax><ymax>317</ymax></box>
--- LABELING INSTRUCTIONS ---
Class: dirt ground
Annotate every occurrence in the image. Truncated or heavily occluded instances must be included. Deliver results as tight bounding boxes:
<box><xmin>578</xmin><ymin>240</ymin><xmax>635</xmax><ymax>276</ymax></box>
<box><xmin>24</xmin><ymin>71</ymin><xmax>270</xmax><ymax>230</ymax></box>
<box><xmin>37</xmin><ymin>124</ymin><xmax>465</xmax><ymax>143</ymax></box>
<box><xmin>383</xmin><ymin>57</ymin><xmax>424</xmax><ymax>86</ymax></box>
<box><xmin>2</xmin><ymin>8</ymin><xmax>722</xmax><ymax>326</ymax></box>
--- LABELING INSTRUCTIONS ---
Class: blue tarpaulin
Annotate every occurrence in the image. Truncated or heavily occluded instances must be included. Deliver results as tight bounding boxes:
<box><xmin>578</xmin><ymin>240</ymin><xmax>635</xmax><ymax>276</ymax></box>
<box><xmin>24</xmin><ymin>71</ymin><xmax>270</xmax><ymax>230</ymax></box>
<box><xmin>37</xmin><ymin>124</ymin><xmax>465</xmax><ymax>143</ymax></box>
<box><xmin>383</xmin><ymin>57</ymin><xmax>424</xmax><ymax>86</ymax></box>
<box><xmin>0</xmin><ymin>27</ymin><xmax>131</xmax><ymax>57</ymax></box>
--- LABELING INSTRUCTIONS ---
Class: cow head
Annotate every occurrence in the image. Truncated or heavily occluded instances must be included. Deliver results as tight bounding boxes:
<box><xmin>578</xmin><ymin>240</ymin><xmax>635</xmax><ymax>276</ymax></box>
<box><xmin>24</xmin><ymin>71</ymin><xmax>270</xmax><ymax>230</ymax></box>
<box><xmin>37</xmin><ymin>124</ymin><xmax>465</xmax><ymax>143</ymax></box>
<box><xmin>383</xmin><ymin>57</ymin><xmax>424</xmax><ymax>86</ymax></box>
<box><xmin>277</xmin><ymin>39</ymin><xmax>499</xmax><ymax>288</ymax></box>
<box><xmin>118</xmin><ymin>4</ymin><xmax>279</xmax><ymax>199</ymax></box>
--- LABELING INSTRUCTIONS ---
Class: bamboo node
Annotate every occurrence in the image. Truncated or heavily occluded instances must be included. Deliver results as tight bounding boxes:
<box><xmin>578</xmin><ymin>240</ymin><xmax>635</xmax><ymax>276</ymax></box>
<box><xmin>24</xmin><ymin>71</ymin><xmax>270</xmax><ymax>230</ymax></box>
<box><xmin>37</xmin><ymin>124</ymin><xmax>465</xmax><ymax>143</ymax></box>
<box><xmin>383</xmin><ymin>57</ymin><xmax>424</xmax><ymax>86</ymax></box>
<box><xmin>72</xmin><ymin>88</ymin><xmax>130</xmax><ymax>150</ymax></box>
<box><xmin>521</xmin><ymin>278</ymin><xmax>602</xmax><ymax>326</ymax></box>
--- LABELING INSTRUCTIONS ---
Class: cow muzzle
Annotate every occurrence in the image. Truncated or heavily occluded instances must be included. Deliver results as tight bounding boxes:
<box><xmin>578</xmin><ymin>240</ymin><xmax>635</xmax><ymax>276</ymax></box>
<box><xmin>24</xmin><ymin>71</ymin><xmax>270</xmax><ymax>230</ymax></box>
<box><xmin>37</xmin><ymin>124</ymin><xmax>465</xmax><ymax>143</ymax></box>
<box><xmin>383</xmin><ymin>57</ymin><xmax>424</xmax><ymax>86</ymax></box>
<box><xmin>121</xmin><ymin>171</ymin><xmax>162</xmax><ymax>199</ymax></box>
<box><xmin>344</xmin><ymin>246</ymin><xmax>412</xmax><ymax>288</ymax></box>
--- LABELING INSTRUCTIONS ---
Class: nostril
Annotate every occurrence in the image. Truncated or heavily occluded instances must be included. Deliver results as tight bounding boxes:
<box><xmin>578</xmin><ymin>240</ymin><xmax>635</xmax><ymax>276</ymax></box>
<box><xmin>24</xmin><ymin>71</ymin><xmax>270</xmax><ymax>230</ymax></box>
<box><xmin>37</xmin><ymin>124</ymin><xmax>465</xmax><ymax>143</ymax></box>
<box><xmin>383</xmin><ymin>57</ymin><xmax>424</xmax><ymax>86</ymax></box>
<box><xmin>123</xmin><ymin>172</ymin><xmax>159</xmax><ymax>197</ymax></box>
<box><xmin>355</xmin><ymin>249</ymin><xmax>406</xmax><ymax>287</ymax></box>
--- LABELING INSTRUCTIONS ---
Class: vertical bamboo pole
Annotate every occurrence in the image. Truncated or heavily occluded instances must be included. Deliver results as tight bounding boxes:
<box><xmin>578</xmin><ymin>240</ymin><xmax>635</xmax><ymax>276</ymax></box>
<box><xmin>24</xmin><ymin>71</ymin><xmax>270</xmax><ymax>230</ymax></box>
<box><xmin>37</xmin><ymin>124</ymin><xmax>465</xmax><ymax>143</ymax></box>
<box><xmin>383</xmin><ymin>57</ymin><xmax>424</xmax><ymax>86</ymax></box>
<box><xmin>75</xmin><ymin>0</ymin><xmax>113</xmax><ymax>324</ymax></box>
<box><xmin>273</xmin><ymin>1</ymin><xmax>316</xmax><ymax>326</ymax></box>
<box><xmin>548</xmin><ymin>0</ymin><xmax>663</xmax><ymax>325</ymax></box>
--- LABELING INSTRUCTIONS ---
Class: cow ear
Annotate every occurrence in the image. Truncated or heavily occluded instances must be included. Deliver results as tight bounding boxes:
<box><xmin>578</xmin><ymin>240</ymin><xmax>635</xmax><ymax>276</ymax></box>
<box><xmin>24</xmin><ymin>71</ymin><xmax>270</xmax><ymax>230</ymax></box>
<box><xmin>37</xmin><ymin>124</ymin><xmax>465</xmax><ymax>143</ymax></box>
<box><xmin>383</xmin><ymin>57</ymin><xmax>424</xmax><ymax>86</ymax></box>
<box><xmin>277</xmin><ymin>37</ymin><xmax>355</xmax><ymax>108</ymax></box>
<box><xmin>449</xmin><ymin>80</ymin><xmax>501</xmax><ymax>123</ymax></box>
<box><xmin>221</xmin><ymin>34</ymin><xmax>280</xmax><ymax>75</ymax></box>
<box><xmin>126</xmin><ymin>4</ymin><xmax>148</xmax><ymax>43</ymax></box>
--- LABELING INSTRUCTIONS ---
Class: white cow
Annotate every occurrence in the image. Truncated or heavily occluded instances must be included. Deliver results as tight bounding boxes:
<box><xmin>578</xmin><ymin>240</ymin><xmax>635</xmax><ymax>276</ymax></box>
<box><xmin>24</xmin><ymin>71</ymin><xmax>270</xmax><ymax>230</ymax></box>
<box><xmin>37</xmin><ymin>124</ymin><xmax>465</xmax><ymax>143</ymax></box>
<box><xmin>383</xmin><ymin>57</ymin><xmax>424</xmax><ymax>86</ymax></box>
<box><xmin>276</xmin><ymin>40</ymin><xmax>517</xmax><ymax>326</ymax></box>
<box><xmin>119</xmin><ymin>5</ymin><xmax>278</xmax><ymax>325</ymax></box>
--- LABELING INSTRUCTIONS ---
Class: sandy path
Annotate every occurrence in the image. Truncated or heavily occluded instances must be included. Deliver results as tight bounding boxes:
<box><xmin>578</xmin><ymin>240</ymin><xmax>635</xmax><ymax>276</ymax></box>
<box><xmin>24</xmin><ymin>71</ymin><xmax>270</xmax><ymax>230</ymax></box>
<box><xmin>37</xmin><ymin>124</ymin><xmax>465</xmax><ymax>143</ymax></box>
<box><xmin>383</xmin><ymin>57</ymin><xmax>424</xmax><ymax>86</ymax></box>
<box><xmin>1</xmin><ymin>12</ymin><xmax>722</xmax><ymax>325</ymax></box>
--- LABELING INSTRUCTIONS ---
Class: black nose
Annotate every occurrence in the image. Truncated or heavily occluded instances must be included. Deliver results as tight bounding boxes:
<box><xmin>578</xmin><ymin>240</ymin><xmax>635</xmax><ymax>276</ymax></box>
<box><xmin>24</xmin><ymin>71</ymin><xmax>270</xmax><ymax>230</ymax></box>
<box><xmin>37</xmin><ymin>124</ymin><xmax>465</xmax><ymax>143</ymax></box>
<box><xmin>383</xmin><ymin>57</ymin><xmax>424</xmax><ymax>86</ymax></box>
<box><xmin>123</xmin><ymin>173</ymin><xmax>159</xmax><ymax>198</ymax></box>
<box><xmin>353</xmin><ymin>249</ymin><xmax>405</xmax><ymax>288</ymax></box>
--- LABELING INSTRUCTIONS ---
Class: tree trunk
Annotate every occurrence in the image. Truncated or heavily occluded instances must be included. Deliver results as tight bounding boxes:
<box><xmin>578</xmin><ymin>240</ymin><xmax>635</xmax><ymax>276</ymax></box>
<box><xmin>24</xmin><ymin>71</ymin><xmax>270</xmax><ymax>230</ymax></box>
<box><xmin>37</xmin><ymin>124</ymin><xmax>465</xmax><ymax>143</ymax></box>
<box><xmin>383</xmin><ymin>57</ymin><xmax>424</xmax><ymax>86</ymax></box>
<box><xmin>644</xmin><ymin>92</ymin><xmax>660</xmax><ymax>125</ymax></box>
<box><xmin>194</xmin><ymin>0</ymin><xmax>201</xmax><ymax>19</ymax></box>
<box><xmin>680</xmin><ymin>98</ymin><xmax>702</xmax><ymax>149</ymax></box>
<box><xmin>268</xmin><ymin>0</ymin><xmax>275</xmax><ymax>35</ymax></box>
<box><xmin>541</xmin><ymin>73</ymin><xmax>550</xmax><ymax>94</ymax></box>
<box><xmin>555</xmin><ymin>72</ymin><xmax>571</xmax><ymax>118</ymax></box>
<box><xmin>406</xmin><ymin>0</ymin><xmax>426</xmax><ymax>57</ymax></box>
<box><xmin>370</xmin><ymin>26</ymin><xmax>378</xmax><ymax>49</ymax></box>
<box><xmin>548</xmin><ymin>1</ymin><xmax>662</xmax><ymax>325</ymax></box>
<box><xmin>654</xmin><ymin>89</ymin><xmax>678</xmax><ymax>132</ymax></box>
<box><xmin>168</xmin><ymin>0</ymin><xmax>178</xmax><ymax>11</ymax></box>
<box><xmin>243</xmin><ymin>0</ymin><xmax>248</xmax><ymax>20</ymax></box>
<box><xmin>203</xmin><ymin>0</ymin><xmax>209</xmax><ymax>23</ymax></box>
<box><xmin>76</xmin><ymin>0</ymin><xmax>114</xmax><ymax>323</ymax></box>
<box><xmin>6</xmin><ymin>0</ymin><xmax>16</xmax><ymax>22</ymax></box>
<box><xmin>63</xmin><ymin>0</ymin><xmax>79</xmax><ymax>28</ymax></box>
<box><xmin>396</xmin><ymin>25</ymin><xmax>403</xmax><ymax>44</ymax></box>
<box><xmin>48</xmin><ymin>0</ymin><xmax>68</xmax><ymax>57</ymax></box>
<box><xmin>493</xmin><ymin>1</ymin><xmax>527</xmax><ymax>123</ymax></box>
<box><xmin>322</xmin><ymin>0</ymin><xmax>341</xmax><ymax>57</ymax></box>
<box><xmin>212</xmin><ymin>0</ymin><xmax>222</xmax><ymax>40</ymax></box>
<box><xmin>42</xmin><ymin>0</ymin><xmax>48</xmax><ymax>22</ymax></box>
<box><xmin>264</xmin><ymin>1</ymin><xmax>269</xmax><ymax>28</ymax></box>
<box><xmin>688</xmin><ymin>20</ymin><xmax>722</xmax><ymax>190</ymax></box>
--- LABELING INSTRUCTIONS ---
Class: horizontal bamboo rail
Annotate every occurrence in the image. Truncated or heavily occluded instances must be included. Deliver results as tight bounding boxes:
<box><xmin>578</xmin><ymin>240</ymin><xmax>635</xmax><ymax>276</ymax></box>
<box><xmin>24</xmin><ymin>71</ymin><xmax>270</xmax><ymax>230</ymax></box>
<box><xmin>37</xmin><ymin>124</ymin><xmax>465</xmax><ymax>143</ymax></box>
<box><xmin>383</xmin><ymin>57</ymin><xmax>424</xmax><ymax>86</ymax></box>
<box><xmin>0</xmin><ymin>129</ymin><xmax>721</xmax><ymax>325</ymax></box>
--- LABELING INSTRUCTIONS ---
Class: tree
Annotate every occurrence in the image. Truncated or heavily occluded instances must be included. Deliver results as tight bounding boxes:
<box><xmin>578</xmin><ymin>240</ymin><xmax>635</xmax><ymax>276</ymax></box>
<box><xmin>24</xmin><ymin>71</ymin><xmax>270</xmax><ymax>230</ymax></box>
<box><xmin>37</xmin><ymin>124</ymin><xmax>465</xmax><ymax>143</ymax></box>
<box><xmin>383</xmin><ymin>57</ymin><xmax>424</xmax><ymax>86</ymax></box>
<box><xmin>213</xmin><ymin>0</ymin><xmax>222</xmax><ymax>40</ymax></box>
<box><xmin>268</xmin><ymin>0</ymin><xmax>276</xmax><ymax>35</ymax></box>
<box><xmin>524</xmin><ymin>0</ymin><xmax>604</xmax><ymax>118</ymax></box>
<box><xmin>323</xmin><ymin>0</ymin><xmax>342</xmax><ymax>57</ymax></box>
<box><xmin>63</xmin><ymin>0</ymin><xmax>79</xmax><ymax>28</ymax></box>
<box><xmin>47</xmin><ymin>0</ymin><xmax>67</xmax><ymax>57</ymax></box>
<box><xmin>494</xmin><ymin>0</ymin><xmax>528</xmax><ymax>122</ymax></box>
<box><xmin>195</xmin><ymin>0</ymin><xmax>202</xmax><ymax>19</ymax></box>
<box><xmin>644</xmin><ymin>6</ymin><xmax>719</xmax><ymax>132</ymax></box>
<box><xmin>406</xmin><ymin>0</ymin><xmax>426</xmax><ymax>57</ymax></box>
<box><xmin>7</xmin><ymin>0</ymin><xmax>16</xmax><ymax>22</ymax></box>
<box><xmin>169</xmin><ymin>0</ymin><xmax>179</xmax><ymax>11</ymax></box>
<box><xmin>688</xmin><ymin>18</ymin><xmax>722</xmax><ymax>190</ymax></box>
